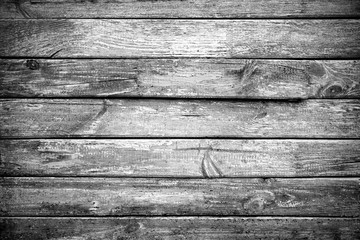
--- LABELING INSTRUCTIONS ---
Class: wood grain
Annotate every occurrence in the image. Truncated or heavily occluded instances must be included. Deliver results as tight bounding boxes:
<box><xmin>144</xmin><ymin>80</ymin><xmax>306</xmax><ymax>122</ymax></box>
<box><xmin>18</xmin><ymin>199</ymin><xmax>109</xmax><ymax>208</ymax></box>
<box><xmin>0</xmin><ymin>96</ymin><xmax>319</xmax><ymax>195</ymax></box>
<box><xmin>1</xmin><ymin>59</ymin><xmax>360</xmax><ymax>99</ymax></box>
<box><xmin>1</xmin><ymin>99</ymin><xmax>359</xmax><ymax>138</ymax></box>
<box><xmin>0</xmin><ymin>177</ymin><xmax>359</xmax><ymax>216</ymax></box>
<box><xmin>1</xmin><ymin>139</ymin><xmax>359</xmax><ymax>177</ymax></box>
<box><xmin>1</xmin><ymin>0</ymin><xmax>360</xmax><ymax>18</ymax></box>
<box><xmin>1</xmin><ymin>217</ymin><xmax>359</xmax><ymax>240</ymax></box>
<box><xmin>1</xmin><ymin>20</ymin><xmax>360</xmax><ymax>58</ymax></box>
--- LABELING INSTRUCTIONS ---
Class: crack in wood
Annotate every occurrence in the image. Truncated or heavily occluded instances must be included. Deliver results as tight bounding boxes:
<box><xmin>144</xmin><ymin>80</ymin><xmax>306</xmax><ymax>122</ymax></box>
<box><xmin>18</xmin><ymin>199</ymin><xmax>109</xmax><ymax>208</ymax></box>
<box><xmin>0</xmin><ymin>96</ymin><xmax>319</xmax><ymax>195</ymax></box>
<box><xmin>254</xmin><ymin>111</ymin><xmax>268</xmax><ymax>120</ymax></box>
<box><xmin>181</xmin><ymin>114</ymin><xmax>202</xmax><ymax>117</ymax></box>
<box><xmin>233</xmin><ymin>60</ymin><xmax>258</xmax><ymax>91</ymax></box>
<box><xmin>175</xmin><ymin>147</ymin><xmax>256</xmax><ymax>154</ymax></box>
<box><xmin>201</xmin><ymin>147</ymin><xmax>224</xmax><ymax>178</ymax></box>
<box><xmin>91</xmin><ymin>100</ymin><xmax>108</xmax><ymax>121</ymax></box>
<box><xmin>14</xmin><ymin>0</ymin><xmax>32</xmax><ymax>18</ymax></box>
<box><xmin>49</xmin><ymin>49</ymin><xmax>64</xmax><ymax>58</ymax></box>
<box><xmin>68</xmin><ymin>99</ymin><xmax>109</xmax><ymax>134</ymax></box>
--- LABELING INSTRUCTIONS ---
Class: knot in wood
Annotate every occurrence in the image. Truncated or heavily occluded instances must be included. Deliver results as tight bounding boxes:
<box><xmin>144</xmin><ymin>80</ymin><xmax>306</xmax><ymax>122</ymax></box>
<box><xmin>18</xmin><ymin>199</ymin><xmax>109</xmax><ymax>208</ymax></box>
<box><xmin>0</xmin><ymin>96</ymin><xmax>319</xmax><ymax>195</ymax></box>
<box><xmin>124</xmin><ymin>222</ymin><xmax>140</xmax><ymax>233</ymax></box>
<box><xmin>259</xmin><ymin>178</ymin><xmax>276</xmax><ymax>184</ymax></box>
<box><xmin>243</xmin><ymin>191</ymin><xmax>275</xmax><ymax>212</ymax></box>
<box><xmin>26</xmin><ymin>60</ymin><xmax>39</xmax><ymax>70</ymax></box>
<box><xmin>244</xmin><ymin>197</ymin><xmax>266</xmax><ymax>211</ymax></box>
<box><xmin>89</xmin><ymin>200</ymin><xmax>100</xmax><ymax>212</ymax></box>
<box><xmin>325</xmin><ymin>85</ymin><xmax>343</xmax><ymax>97</ymax></box>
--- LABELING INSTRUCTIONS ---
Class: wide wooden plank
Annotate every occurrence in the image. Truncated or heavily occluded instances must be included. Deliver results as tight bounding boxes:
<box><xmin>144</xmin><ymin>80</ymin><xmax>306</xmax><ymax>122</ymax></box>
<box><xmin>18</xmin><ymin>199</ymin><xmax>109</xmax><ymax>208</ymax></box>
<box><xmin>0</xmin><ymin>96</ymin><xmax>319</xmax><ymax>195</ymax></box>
<box><xmin>1</xmin><ymin>59</ymin><xmax>360</xmax><ymax>99</ymax></box>
<box><xmin>1</xmin><ymin>139</ymin><xmax>359</xmax><ymax>177</ymax></box>
<box><xmin>1</xmin><ymin>20</ymin><xmax>359</xmax><ymax>58</ymax></box>
<box><xmin>0</xmin><ymin>177</ymin><xmax>358</xmax><ymax>216</ymax></box>
<box><xmin>1</xmin><ymin>0</ymin><xmax>360</xmax><ymax>19</ymax></box>
<box><xmin>1</xmin><ymin>99</ymin><xmax>359</xmax><ymax>138</ymax></box>
<box><xmin>1</xmin><ymin>217</ymin><xmax>359</xmax><ymax>240</ymax></box>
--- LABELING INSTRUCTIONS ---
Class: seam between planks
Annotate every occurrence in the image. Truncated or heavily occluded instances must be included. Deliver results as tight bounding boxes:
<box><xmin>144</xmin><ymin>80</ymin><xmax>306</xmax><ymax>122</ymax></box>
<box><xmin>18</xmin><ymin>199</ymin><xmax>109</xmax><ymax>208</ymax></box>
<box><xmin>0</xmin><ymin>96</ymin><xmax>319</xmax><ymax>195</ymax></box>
<box><xmin>1</xmin><ymin>57</ymin><xmax>360</xmax><ymax>60</ymax></box>
<box><xmin>1</xmin><ymin>176</ymin><xmax>359</xmax><ymax>179</ymax></box>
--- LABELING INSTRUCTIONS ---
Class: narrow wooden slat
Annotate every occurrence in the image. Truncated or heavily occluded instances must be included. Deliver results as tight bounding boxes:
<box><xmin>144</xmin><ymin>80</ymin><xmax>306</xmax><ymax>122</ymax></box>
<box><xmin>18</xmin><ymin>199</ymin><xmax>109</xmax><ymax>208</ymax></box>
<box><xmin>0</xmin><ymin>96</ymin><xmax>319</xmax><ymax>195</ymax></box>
<box><xmin>0</xmin><ymin>177</ymin><xmax>358</xmax><ymax>216</ymax></box>
<box><xmin>1</xmin><ymin>0</ymin><xmax>360</xmax><ymax>18</ymax></box>
<box><xmin>1</xmin><ymin>139</ymin><xmax>359</xmax><ymax>177</ymax></box>
<box><xmin>1</xmin><ymin>99</ymin><xmax>359</xmax><ymax>138</ymax></box>
<box><xmin>1</xmin><ymin>217</ymin><xmax>359</xmax><ymax>240</ymax></box>
<box><xmin>1</xmin><ymin>20</ymin><xmax>359</xmax><ymax>58</ymax></box>
<box><xmin>1</xmin><ymin>59</ymin><xmax>360</xmax><ymax>99</ymax></box>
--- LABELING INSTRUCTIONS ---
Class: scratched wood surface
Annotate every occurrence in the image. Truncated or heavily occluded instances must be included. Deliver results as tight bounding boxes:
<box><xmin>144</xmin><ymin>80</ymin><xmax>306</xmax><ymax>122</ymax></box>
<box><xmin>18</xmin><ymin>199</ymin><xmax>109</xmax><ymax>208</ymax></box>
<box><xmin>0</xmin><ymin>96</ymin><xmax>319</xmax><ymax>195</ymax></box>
<box><xmin>1</xmin><ymin>217</ymin><xmax>359</xmax><ymax>240</ymax></box>
<box><xmin>1</xmin><ymin>99</ymin><xmax>359</xmax><ymax>138</ymax></box>
<box><xmin>1</xmin><ymin>0</ymin><xmax>360</xmax><ymax>19</ymax></box>
<box><xmin>1</xmin><ymin>139</ymin><xmax>359</xmax><ymax>177</ymax></box>
<box><xmin>1</xmin><ymin>59</ymin><xmax>360</xmax><ymax>99</ymax></box>
<box><xmin>1</xmin><ymin>0</ymin><xmax>360</xmax><ymax>238</ymax></box>
<box><xmin>1</xmin><ymin>20</ymin><xmax>360</xmax><ymax>58</ymax></box>
<box><xmin>1</xmin><ymin>177</ymin><xmax>359</xmax><ymax>216</ymax></box>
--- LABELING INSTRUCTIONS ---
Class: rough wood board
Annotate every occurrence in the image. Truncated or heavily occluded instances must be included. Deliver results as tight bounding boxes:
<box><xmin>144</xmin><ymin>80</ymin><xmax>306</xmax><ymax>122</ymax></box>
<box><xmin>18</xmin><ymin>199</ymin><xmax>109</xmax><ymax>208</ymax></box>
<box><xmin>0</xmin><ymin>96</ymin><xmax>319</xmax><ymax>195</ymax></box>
<box><xmin>1</xmin><ymin>59</ymin><xmax>360</xmax><ymax>99</ymax></box>
<box><xmin>0</xmin><ymin>177</ymin><xmax>359</xmax><ymax>216</ymax></box>
<box><xmin>1</xmin><ymin>0</ymin><xmax>360</xmax><ymax>18</ymax></box>
<box><xmin>1</xmin><ymin>20</ymin><xmax>360</xmax><ymax>58</ymax></box>
<box><xmin>1</xmin><ymin>139</ymin><xmax>359</xmax><ymax>177</ymax></box>
<box><xmin>1</xmin><ymin>217</ymin><xmax>359</xmax><ymax>240</ymax></box>
<box><xmin>1</xmin><ymin>99</ymin><xmax>359</xmax><ymax>138</ymax></box>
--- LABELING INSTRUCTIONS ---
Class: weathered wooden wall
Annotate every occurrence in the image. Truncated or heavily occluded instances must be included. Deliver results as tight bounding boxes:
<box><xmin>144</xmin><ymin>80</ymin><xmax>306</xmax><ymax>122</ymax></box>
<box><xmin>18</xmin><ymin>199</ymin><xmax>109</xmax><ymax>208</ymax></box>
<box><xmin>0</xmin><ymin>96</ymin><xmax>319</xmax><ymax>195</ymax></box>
<box><xmin>0</xmin><ymin>0</ymin><xmax>359</xmax><ymax>239</ymax></box>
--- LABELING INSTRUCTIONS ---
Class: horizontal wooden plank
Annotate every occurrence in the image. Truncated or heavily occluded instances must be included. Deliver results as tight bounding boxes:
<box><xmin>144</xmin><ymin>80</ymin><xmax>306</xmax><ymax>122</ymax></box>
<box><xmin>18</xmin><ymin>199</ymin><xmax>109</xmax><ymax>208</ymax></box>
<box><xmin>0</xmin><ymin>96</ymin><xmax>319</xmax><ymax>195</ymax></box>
<box><xmin>1</xmin><ymin>99</ymin><xmax>359</xmax><ymax>138</ymax></box>
<box><xmin>1</xmin><ymin>217</ymin><xmax>359</xmax><ymax>240</ymax></box>
<box><xmin>1</xmin><ymin>59</ymin><xmax>360</xmax><ymax>99</ymax></box>
<box><xmin>1</xmin><ymin>0</ymin><xmax>360</xmax><ymax>18</ymax></box>
<box><xmin>1</xmin><ymin>139</ymin><xmax>359</xmax><ymax>177</ymax></box>
<box><xmin>0</xmin><ymin>177</ymin><xmax>359</xmax><ymax>216</ymax></box>
<box><xmin>1</xmin><ymin>20</ymin><xmax>360</xmax><ymax>58</ymax></box>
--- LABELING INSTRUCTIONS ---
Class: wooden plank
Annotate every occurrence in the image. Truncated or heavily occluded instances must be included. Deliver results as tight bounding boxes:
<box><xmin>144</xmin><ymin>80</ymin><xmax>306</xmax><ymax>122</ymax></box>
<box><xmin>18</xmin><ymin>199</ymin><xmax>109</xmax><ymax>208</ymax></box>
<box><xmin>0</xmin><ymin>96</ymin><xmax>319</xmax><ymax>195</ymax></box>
<box><xmin>0</xmin><ymin>177</ymin><xmax>359</xmax><ymax>216</ymax></box>
<box><xmin>1</xmin><ymin>217</ymin><xmax>359</xmax><ymax>240</ymax></box>
<box><xmin>1</xmin><ymin>139</ymin><xmax>359</xmax><ymax>177</ymax></box>
<box><xmin>1</xmin><ymin>20</ymin><xmax>360</xmax><ymax>58</ymax></box>
<box><xmin>1</xmin><ymin>59</ymin><xmax>360</xmax><ymax>99</ymax></box>
<box><xmin>1</xmin><ymin>99</ymin><xmax>359</xmax><ymax>138</ymax></box>
<box><xmin>1</xmin><ymin>0</ymin><xmax>360</xmax><ymax>19</ymax></box>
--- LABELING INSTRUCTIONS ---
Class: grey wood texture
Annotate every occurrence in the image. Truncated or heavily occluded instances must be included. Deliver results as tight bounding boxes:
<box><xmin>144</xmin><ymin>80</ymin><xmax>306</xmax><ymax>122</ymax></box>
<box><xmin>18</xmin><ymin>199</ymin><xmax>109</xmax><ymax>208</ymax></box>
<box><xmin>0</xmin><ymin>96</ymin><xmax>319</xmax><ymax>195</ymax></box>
<box><xmin>1</xmin><ymin>59</ymin><xmax>360</xmax><ymax>99</ymax></box>
<box><xmin>1</xmin><ymin>177</ymin><xmax>359</xmax><ymax>216</ymax></box>
<box><xmin>1</xmin><ymin>20</ymin><xmax>360</xmax><ymax>58</ymax></box>
<box><xmin>1</xmin><ymin>0</ymin><xmax>359</xmax><ymax>237</ymax></box>
<box><xmin>1</xmin><ymin>99</ymin><xmax>359</xmax><ymax>138</ymax></box>
<box><xmin>1</xmin><ymin>139</ymin><xmax>359</xmax><ymax>177</ymax></box>
<box><xmin>1</xmin><ymin>0</ymin><xmax>360</xmax><ymax>18</ymax></box>
<box><xmin>1</xmin><ymin>217</ymin><xmax>359</xmax><ymax>240</ymax></box>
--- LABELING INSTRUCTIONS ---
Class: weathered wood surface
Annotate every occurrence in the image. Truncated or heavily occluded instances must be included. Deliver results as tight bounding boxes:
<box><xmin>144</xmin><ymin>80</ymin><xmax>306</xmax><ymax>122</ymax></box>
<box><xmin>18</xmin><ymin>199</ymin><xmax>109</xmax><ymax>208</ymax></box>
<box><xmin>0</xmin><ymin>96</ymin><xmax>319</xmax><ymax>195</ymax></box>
<box><xmin>1</xmin><ymin>139</ymin><xmax>359</xmax><ymax>177</ymax></box>
<box><xmin>1</xmin><ymin>99</ymin><xmax>359</xmax><ymax>138</ymax></box>
<box><xmin>1</xmin><ymin>217</ymin><xmax>359</xmax><ymax>240</ymax></box>
<box><xmin>1</xmin><ymin>0</ymin><xmax>360</xmax><ymax>19</ymax></box>
<box><xmin>1</xmin><ymin>59</ymin><xmax>360</xmax><ymax>99</ymax></box>
<box><xmin>0</xmin><ymin>177</ymin><xmax>359</xmax><ymax>216</ymax></box>
<box><xmin>1</xmin><ymin>20</ymin><xmax>360</xmax><ymax>58</ymax></box>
